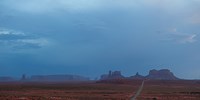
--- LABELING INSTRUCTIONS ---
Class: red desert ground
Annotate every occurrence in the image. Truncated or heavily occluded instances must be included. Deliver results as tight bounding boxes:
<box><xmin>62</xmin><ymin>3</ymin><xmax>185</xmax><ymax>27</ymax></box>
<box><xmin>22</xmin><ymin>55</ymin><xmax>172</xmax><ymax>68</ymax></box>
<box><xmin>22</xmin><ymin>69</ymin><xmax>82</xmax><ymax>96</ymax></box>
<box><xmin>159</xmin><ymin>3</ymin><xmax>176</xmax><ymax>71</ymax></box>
<box><xmin>0</xmin><ymin>69</ymin><xmax>200</xmax><ymax>100</ymax></box>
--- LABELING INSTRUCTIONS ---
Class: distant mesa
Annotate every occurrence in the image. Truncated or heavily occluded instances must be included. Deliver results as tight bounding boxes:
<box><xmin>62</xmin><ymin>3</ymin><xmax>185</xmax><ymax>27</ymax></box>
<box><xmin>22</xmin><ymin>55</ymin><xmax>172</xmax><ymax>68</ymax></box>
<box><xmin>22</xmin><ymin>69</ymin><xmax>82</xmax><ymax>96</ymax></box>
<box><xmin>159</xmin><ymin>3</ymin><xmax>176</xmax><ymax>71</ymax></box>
<box><xmin>0</xmin><ymin>74</ymin><xmax>89</xmax><ymax>82</ymax></box>
<box><xmin>100</xmin><ymin>70</ymin><xmax>125</xmax><ymax>80</ymax></box>
<box><xmin>100</xmin><ymin>69</ymin><xmax>179</xmax><ymax>81</ymax></box>
<box><xmin>21</xmin><ymin>74</ymin><xmax>27</xmax><ymax>81</ymax></box>
<box><xmin>146</xmin><ymin>69</ymin><xmax>178</xmax><ymax>80</ymax></box>
<box><xmin>30</xmin><ymin>74</ymin><xmax>90</xmax><ymax>82</ymax></box>
<box><xmin>0</xmin><ymin>69</ymin><xmax>180</xmax><ymax>82</ymax></box>
<box><xmin>0</xmin><ymin>76</ymin><xmax>14</xmax><ymax>82</ymax></box>
<box><xmin>129</xmin><ymin>72</ymin><xmax>145</xmax><ymax>80</ymax></box>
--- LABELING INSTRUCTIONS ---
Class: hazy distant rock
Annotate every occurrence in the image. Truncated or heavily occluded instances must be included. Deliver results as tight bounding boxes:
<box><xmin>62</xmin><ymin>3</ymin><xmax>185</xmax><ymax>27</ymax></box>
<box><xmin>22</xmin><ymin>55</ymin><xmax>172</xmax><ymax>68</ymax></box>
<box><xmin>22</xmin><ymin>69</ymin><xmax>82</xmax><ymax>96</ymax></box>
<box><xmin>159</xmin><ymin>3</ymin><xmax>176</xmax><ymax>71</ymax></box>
<box><xmin>21</xmin><ymin>74</ymin><xmax>27</xmax><ymax>81</ymax></box>
<box><xmin>129</xmin><ymin>72</ymin><xmax>145</xmax><ymax>80</ymax></box>
<box><xmin>99</xmin><ymin>69</ymin><xmax>179</xmax><ymax>82</ymax></box>
<box><xmin>146</xmin><ymin>69</ymin><xmax>178</xmax><ymax>80</ymax></box>
<box><xmin>100</xmin><ymin>70</ymin><xmax>125</xmax><ymax>80</ymax></box>
<box><xmin>0</xmin><ymin>76</ymin><xmax>14</xmax><ymax>81</ymax></box>
<box><xmin>30</xmin><ymin>74</ymin><xmax>89</xmax><ymax>82</ymax></box>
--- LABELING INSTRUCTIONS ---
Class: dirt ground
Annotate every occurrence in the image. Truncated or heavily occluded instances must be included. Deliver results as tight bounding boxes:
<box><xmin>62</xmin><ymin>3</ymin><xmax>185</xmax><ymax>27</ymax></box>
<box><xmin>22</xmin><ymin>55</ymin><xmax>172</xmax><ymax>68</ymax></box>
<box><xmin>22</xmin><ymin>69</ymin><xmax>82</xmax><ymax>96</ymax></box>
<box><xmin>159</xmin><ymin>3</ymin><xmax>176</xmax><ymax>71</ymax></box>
<box><xmin>0</xmin><ymin>80</ymin><xmax>199</xmax><ymax>100</ymax></box>
<box><xmin>138</xmin><ymin>80</ymin><xmax>200</xmax><ymax>100</ymax></box>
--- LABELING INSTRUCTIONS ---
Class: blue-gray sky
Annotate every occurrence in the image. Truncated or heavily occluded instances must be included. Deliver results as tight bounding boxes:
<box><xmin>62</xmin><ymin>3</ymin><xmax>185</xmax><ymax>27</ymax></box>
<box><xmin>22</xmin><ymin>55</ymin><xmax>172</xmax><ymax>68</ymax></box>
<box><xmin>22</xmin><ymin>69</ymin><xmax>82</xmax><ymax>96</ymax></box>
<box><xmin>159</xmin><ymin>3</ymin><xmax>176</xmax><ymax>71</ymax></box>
<box><xmin>0</xmin><ymin>0</ymin><xmax>200</xmax><ymax>79</ymax></box>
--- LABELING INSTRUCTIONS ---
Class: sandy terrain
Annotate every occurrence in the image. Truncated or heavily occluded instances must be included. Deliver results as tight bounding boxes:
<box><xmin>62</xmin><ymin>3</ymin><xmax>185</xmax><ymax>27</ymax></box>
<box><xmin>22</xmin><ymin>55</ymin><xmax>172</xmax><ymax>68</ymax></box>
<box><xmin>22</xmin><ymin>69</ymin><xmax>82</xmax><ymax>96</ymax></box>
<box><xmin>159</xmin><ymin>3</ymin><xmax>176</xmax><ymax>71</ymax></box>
<box><xmin>0</xmin><ymin>80</ymin><xmax>199</xmax><ymax>100</ymax></box>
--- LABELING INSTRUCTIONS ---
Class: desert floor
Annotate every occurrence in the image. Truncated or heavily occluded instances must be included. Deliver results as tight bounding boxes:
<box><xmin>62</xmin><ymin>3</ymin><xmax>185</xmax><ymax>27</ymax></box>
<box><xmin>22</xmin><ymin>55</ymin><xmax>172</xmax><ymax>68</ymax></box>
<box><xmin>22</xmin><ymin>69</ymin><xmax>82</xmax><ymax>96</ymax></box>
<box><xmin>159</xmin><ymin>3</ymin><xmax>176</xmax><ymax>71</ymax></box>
<box><xmin>0</xmin><ymin>80</ymin><xmax>199</xmax><ymax>100</ymax></box>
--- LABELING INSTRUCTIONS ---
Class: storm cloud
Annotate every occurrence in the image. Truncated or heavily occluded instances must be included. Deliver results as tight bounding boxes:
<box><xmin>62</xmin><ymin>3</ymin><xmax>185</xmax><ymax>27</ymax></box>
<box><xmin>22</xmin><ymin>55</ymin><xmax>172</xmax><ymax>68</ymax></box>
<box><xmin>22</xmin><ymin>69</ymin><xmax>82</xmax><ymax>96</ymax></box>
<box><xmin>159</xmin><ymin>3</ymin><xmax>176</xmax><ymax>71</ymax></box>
<box><xmin>0</xmin><ymin>0</ymin><xmax>200</xmax><ymax>79</ymax></box>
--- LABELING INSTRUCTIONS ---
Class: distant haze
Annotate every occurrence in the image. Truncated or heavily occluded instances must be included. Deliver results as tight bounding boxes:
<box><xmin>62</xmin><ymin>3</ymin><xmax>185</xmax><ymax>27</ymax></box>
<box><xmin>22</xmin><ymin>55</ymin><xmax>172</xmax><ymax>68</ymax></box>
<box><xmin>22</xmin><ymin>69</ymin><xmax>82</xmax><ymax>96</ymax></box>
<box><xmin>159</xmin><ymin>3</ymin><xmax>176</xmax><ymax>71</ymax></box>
<box><xmin>0</xmin><ymin>0</ymin><xmax>200</xmax><ymax>79</ymax></box>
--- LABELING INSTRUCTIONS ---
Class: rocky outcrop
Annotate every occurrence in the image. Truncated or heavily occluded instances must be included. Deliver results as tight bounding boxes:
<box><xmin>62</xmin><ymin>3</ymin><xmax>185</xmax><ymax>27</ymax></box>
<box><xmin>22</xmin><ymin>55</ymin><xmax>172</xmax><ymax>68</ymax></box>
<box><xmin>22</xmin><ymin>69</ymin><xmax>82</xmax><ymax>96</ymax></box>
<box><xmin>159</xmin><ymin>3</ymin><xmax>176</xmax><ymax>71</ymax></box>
<box><xmin>0</xmin><ymin>76</ymin><xmax>14</xmax><ymax>81</ymax></box>
<box><xmin>30</xmin><ymin>74</ymin><xmax>89</xmax><ymax>82</ymax></box>
<box><xmin>99</xmin><ymin>69</ymin><xmax>179</xmax><ymax>81</ymax></box>
<box><xmin>146</xmin><ymin>69</ymin><xmax>178</xmax><ymax>80</ymax></box>
<box><xmin>129</xmin><ymin>72</ymin><xmax>145</xmax><ymax>80</ymax></box>
<box><xmin>100</xmin><ymin>70</ymin><xmax>125</xmax><ymax>80</ymax></box>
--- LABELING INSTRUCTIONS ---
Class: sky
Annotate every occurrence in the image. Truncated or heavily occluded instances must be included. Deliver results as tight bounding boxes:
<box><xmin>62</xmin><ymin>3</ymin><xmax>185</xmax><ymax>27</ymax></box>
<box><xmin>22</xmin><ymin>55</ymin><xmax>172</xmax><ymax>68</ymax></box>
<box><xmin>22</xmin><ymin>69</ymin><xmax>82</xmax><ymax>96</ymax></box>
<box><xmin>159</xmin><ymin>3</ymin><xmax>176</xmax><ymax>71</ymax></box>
<box><xmin>0</xmin><ymin>0</ymin><xmax>200</xmax><ymax>79</ymax></box>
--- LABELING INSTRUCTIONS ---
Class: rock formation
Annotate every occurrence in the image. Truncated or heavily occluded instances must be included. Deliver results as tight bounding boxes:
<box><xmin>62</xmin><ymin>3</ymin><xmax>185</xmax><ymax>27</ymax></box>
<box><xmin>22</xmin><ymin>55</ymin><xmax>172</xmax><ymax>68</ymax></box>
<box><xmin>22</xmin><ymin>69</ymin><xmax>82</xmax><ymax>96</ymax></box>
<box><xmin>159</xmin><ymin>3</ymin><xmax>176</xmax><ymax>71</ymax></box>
<box><xmin>30</xmin><ymin>74</ymin><xmax>89</xmax><ymax>81</ymax></box>
<box><xmin>129</xmin><ymin>72</ymin><xmax>145</xmax><ymax>80</ymax></box>
<box><xmin>0</xmin><ymin>76</ymin><xmax>14</xmax><ymax>81</ymax></box>
<box><xmin>99</xmin><ymin>69</ymin><xmax>179</xmax><ymax>81</ymax></box>
<box><xmin>100</xmin><ymin>70</ymin><xmax>125</xmax><ymax>80</ymax></box>
<box><xmin>21</xmin><ymin>74</ymin><xmax>27</xmax><ymax>81</ymax></box>
<box><xmin>146</xmin><ymin>69</ymin><xmax>178</xmax><ymax>80</ymax></box>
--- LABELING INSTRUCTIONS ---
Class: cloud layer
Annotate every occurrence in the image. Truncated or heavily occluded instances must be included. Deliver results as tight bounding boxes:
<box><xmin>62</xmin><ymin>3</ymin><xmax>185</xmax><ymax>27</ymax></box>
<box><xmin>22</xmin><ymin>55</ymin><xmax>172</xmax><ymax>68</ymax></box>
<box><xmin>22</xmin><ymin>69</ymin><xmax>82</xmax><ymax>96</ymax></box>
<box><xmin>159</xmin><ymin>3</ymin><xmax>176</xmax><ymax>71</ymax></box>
<box><xmin>0</xmin><ymin>28</ymin><xmax>49</xmax><ymax>51</ymax></box>
<box><xmin>0</xmin><ymin>0</ymin><xmax>200</xmax><ymax>79</ymax></box>
<box><xmin>1</xmin><ymin>0</ymin><xmax>198</xmax><ymax>13</ymax></box>
<box><xmin>161</xmin><ymin>28</ymin><xmax>198</xmax><ymax>44</ymax></box>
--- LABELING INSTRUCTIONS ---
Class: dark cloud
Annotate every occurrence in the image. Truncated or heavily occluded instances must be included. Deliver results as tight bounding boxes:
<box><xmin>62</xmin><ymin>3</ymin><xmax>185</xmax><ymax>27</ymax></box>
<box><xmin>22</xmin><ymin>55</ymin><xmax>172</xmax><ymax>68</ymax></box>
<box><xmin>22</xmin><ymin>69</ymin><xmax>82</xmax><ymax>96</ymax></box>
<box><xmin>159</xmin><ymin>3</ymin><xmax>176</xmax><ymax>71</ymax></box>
<box><xmin>12</xmin><ymin>43</ymin><xmax>42</xmax><ymax>50</ymax></box>
<box><xmin>0</xmin><ymin>34</ymin><xmax>29</xmax><ymax>40</ymax></box>
<box><xmin>0</xmin><ymin>28</ymin><xmax>49</xmax><ymax>50</ymax></box>
<box><xmin>0</xmin><ymin>0</ymin><xmax>200</xmax><ymax>79</ymax></box>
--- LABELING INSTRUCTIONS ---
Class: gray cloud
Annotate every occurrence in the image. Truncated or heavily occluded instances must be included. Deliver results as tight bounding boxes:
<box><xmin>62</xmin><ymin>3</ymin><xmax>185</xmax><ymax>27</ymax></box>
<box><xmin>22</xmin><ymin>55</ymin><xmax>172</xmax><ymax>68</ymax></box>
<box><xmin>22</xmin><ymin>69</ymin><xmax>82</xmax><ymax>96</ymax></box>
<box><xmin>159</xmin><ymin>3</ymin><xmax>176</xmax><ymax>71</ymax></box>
<box><xmin>159</xmin><ymin>28</ymin><xmax>198</xmax><ymax>44</ymax></box>
<box><xmin>188</xmin><ymin>14</ymin><xmax>200</xmax><ymax>24</ymax></box>
<box><xmin>12</xmin><ymin>42</ymin><xmax>42</xmax><ymax>49</ymax></box>
<box><xmin>0</xmin><ymin>0</ymin><xmax>200</xmax><ymax>79</ymax></box>
<box><xmin>0</xmin><ymin>28</ymin><xmax>49</xmax><ymax>51</ymax></box>
<box><xmin>0</xmin><ymin>0</ymin><xmax>196</xmax><ymax>14</ymax></box>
